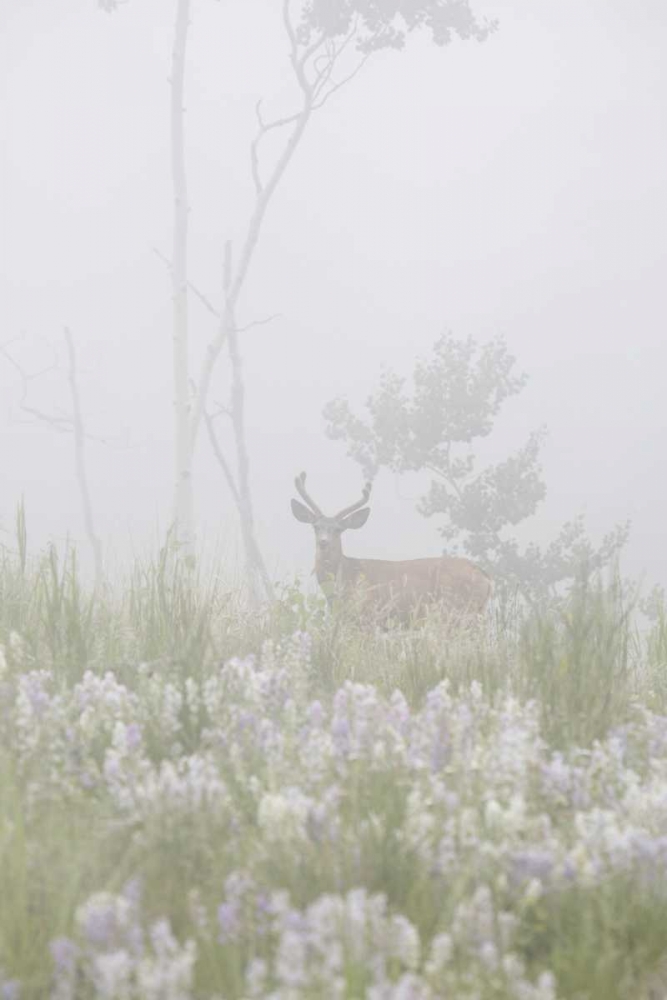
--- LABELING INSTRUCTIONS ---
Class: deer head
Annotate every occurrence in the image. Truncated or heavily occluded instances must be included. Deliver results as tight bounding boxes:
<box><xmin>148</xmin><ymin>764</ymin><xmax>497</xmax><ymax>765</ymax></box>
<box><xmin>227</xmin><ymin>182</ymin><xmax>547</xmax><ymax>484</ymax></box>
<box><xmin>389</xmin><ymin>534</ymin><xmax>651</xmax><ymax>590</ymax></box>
<box><xmin>291</xmin><ymin>472</ymin><xmax>371</xmax><ymax>575</ymax></box>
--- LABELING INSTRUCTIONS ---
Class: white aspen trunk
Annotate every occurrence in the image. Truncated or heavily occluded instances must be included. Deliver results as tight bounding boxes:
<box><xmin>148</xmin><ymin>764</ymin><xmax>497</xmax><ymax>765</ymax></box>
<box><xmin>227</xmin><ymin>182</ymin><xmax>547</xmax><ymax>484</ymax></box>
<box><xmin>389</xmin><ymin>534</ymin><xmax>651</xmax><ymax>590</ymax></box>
<box><xmin>223</xmin><ymin>245</ymin><xmax>274</xmax><ymax>604</ymax></box>
<box><xmin>170</xmin><ymin>0</ymin><xmax>195</xmax><ymax>560</ymax></box>
<box><xmin>64</xmin><ymin>328</ymin><xmax>104</xmax><ymax>595</ymax></box>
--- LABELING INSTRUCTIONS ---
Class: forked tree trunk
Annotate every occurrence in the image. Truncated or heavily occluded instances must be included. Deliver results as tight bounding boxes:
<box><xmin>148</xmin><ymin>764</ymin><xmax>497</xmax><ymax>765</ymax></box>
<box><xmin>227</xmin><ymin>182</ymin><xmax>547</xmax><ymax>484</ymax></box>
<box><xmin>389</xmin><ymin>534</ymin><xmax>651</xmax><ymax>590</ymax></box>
<box><xmin>186</xmin><ymin>108</ymin><xmax>313</xmax><ymax>602</ymax></box>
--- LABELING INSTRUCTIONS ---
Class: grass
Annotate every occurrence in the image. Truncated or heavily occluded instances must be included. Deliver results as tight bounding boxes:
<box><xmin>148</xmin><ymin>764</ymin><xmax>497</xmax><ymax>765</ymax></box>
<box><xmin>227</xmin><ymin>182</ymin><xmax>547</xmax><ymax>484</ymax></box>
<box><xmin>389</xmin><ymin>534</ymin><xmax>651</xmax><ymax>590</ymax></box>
<box><xmin>0</xmin><ymin>520</ymin><xmax>667</xmax><ymax>998</ymax></box>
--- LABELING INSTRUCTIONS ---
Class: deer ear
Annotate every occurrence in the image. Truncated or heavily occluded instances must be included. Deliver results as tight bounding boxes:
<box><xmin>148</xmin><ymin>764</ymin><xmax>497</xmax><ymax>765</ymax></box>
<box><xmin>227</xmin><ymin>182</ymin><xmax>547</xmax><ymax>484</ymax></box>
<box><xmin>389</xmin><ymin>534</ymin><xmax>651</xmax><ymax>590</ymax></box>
<box><xmin>341</xmin><ymin>507</ymin><xmax>370</xmax><ymax>530</ymax></box>
<box><xmin>291</xmin><ymin>499</ymin><xmax>317</xmax><ymax>524</ymax></box>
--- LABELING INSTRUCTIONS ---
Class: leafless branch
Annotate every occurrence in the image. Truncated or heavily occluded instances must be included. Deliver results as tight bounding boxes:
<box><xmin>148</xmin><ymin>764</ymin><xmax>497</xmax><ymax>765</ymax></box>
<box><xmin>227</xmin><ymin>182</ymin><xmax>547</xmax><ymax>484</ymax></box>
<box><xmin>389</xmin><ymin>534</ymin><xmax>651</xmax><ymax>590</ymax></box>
<box><xmin>0</xmin><ymin>340</ymin><xmax>69</xmax><ymax>428</ymax></box>
<box><xmin>235</xmin><ymin>313</ymin><xmax>282</xmax><ymax>335</ymax></box>
<box><xmin>251</xmin><ymin>129</ymin><xmax>263</xmax><ymax>195</ymax></box>
<box><xmin>1</xmin><ymin>341</ymin><xmax>114</xmax><ymax>448</ymax></box>
<box><xmin>16</xmin><ymin>409</ymin><xmax>73</xmax><ymax>432</ymax></box>
<box><xmin>153</xmin><ymin>246</ymin><xmax>220</xmax><ymax>318</ymax></box>
<box><xmin>311</xmin><ymin>22</ymin><xmax>368</xmax><ymax>107</ymax></box>
<box><xmin>299</xmin><ymin>33</ymin><xmax>329</xmax><ymax>80</ymax></box>
<box><xmin>313</xmin><ymin>52</ymin><xmax>371</xmax><ymax>110</ymax></box>
<box><xmin>188</xmin><ymin>283</ymin><xmax>220</xmax><ymax>319</ymax></box>
<box><xmin>204</xmin><ymin>409</ymin><xmax>240</xmax><ymax>506</ymax></box>
<box><xmin>0</xmin><ymin>335</ymin><xmax>22</xmax><ymax>355</ymax></box>
<box><xmin>251</xmin><ymin>97</ymin><xmax>316</xmax><ymax>195</ymax></box>
<box><xmin>155</xmin><ymin>246</ymin><xmax>281</xmax><ymax>335</ymax></box>
<box><xmin>312</xmin><ymin>37</ymin><xmax>341</xmax><ymax>95</ymax></box>
<box><xmin>209</xmin><ymin>400</ymin><xmax>232</xmax><ymax>420</ymax></box>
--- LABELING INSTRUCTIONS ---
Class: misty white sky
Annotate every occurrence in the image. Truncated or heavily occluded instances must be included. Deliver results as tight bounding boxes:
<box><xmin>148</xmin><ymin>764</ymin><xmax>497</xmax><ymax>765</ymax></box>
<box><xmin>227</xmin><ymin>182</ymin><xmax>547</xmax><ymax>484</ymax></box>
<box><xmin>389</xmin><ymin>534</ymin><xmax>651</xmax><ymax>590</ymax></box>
<box><xmin>1</xmin><ymin>0</ymin><xmax>666</xmax><ymax>587</ymax></box>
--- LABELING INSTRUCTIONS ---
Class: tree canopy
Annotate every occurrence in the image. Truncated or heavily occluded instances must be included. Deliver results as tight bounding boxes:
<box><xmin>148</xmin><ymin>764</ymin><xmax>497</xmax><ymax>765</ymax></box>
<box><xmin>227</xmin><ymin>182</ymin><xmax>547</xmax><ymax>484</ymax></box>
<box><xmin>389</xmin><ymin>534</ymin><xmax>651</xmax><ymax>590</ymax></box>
<box><xmin>296</xmin><ymin>0</ymin><xmax>496</xmax><ymax>50</ymax></box>
<box><xmin>324</xmin><ymin>333</ymin><xmax>628</xmax><ymax>601</ymax></box>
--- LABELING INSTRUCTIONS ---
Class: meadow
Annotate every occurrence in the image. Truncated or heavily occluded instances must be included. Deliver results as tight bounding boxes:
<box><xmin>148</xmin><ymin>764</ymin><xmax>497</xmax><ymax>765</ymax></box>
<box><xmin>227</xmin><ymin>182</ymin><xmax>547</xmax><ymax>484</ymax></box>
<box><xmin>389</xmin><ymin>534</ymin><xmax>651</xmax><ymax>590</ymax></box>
<box><xmin>1</xmin><ymin>517</ymin><xmax>667</xmax><ymax>999</ymax></box>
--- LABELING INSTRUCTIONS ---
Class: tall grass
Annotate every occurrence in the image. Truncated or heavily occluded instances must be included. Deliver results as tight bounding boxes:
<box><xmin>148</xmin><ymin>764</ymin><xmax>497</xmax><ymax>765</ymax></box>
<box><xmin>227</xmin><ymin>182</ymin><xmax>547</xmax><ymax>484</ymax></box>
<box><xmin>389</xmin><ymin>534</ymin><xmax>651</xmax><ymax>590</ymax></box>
<box><xmin>0</xmin><ymin>528</ymin><xmax>667</xmax><ymax>745</ymax></box>
<box><xmin>0</xmin><ymin>524</ymin><xmax>662</xmax><ymax>743</ymax></box>
<box><xmin>1</xmin><ymin>518</ymin><xmax>667</xmax><ymax>998</ymax></box>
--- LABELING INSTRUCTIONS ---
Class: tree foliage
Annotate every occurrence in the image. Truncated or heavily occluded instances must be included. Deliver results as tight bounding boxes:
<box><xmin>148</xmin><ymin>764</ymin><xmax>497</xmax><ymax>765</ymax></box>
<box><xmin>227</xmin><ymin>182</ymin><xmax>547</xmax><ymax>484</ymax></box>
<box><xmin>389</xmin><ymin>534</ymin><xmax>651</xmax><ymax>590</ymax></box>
<box><xmin>324</xmin><ymin>333</ymin><xmax>628</xmax><ymax>600</ymax></box>
<box><xmin>296</xmin><ymin>0</ymin><xmax>496</xmax><ymax>51</ymax></box>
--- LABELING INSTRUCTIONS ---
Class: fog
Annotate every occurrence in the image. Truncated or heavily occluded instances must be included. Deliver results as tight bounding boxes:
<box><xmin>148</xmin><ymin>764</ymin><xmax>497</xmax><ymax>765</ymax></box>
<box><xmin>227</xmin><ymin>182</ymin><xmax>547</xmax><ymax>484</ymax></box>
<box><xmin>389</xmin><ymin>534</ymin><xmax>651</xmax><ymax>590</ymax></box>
<box><xmin>1</xmin><ymin>0</ymin><xmax>666</xmax><ymax>589</ymax></box>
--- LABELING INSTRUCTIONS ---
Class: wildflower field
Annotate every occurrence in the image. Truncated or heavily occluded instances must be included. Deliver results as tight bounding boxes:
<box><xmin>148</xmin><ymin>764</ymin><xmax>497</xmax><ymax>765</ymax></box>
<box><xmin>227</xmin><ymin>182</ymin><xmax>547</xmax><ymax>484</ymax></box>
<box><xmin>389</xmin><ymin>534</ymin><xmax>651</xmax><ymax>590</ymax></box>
<box><xmin>1</xmin><ymin>536</ymin><xmax>667</xmax><ymax>999</ymax></box>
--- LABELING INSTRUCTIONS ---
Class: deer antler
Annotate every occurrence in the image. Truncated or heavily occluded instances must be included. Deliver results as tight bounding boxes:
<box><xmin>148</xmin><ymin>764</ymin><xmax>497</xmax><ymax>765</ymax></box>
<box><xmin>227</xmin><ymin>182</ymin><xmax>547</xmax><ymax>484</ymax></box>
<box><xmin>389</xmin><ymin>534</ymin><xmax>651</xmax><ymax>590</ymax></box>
<box><xmin>335</xmin><ymin>481</ymin><xmax>372</xmax><ymax>521</ymax></box>
<box><xmin>294</xmin><ymin>471</ymin><xmax>323</xmax><ymax>517</ymax></box>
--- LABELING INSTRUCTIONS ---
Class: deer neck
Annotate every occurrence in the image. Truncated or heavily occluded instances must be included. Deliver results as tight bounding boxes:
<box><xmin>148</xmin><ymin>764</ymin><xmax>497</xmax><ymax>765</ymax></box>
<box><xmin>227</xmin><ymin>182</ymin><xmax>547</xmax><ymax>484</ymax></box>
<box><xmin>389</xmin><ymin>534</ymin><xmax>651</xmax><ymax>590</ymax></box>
<box><xmin>315</xmin><ymin>537</ymin><xmax>349</xmax><ymax>585</ymax></box>
<box><xmin>315</xmin><ymin>548</ymin><xmax>360</xmax><ymax>592</ymax></box>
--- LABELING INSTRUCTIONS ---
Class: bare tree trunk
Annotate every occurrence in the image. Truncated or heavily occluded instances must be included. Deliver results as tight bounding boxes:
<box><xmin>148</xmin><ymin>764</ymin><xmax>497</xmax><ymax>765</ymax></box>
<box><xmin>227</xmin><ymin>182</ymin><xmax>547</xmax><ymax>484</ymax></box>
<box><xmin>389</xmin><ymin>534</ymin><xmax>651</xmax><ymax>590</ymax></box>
<box><xmin>223</xmin><ymin>244</ymin><xmax>274</xmax><ymax>604</ymax></box>
<box><xmin>64</xmin><ymin>328</ymin><xmax>104</xmax><ymax>594</ymax></box>
<box><xmin>170</xmin><ymin>0</ymin><xmax>194</xmax><ymax>560</ymax></box>
<box><xmin>186</xmin><ymin>106</ymin><xmax>312</xmax><ymax>604</ymax></box>
<box><xmin>162</xmin><ymin>3</ymin><xmax>359</xmax><ymax>598</ymax></box>
<box><xmin>204</xmin><ymin>402</ymin><xmax>274</xmax><ymax>604</ymax></box>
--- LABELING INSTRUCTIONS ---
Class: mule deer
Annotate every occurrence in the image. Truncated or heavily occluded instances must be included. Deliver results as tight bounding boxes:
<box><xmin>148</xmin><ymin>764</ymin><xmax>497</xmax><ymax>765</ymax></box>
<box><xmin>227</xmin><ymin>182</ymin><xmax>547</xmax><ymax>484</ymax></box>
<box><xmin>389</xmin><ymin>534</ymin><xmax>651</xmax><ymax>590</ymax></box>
<box><xmin>291</xmin><ymin>472</ymin><xmax>492</xmax><ymax>621</ymax></box>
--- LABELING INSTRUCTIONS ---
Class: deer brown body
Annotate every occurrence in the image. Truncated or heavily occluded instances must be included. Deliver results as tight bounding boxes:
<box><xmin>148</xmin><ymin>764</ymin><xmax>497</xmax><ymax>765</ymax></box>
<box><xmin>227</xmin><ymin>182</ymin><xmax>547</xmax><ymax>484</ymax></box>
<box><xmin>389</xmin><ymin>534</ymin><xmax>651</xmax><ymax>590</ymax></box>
<box><xmin>291</xmin><ymin>473</ymin><xmax>492</xmax><ymax>622</ymax></box>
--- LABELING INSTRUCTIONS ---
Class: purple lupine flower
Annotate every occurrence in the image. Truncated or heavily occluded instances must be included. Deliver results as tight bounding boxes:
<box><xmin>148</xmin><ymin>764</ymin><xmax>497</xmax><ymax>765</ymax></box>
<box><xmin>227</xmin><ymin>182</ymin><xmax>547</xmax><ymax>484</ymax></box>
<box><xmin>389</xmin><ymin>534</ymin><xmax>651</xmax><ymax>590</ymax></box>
<box><xmin>255</xmin><ymin>891</ymin><xmax>272</xmax><ymax>937</ymax></box>
<box><xmin>81</xmin><ymin>905</ymin><xmax>116</xmax><ymax>948</ymax></box>
<box><xmin>429</xmin><ymin>723</ymin><xmax>451</xmax><ymax>772</ymax></box>
<box><xmin>50</xmin><ymin>936</ymin><xmax>78</xmax><ymax>1000</ymax></box>
<box><xmin>308</xmin><ymin>700</ymin><xmax>324</xmax><ymax>728</ymax></box>
<box><xmin>126</xmin><ymin>723</ymin><xmax>141</xmax><ymax>751</ymax></box>
<box><xmin>237</xmin><ymin>710</ymin><xmax>256</xmax><ymax>733</ymax></box>
<box><xmin>50</xmin><ymin>937</ymin><xmax>78</xmax><ymax>973</ymax></box>
<box><xmin>23</xmin><ymin>672</ymin><xmax>51</xmax><ymax>714</ymax></box>
<box><xmin>121</xmin><ymin>879</ymin><xmax>144</xmax><ymax>955</ymax></box>
<box><xmin>331</xmin><ymin>714</ymin><xmax>350</xmax><ymax>756</ymax></box>
<box><xmin>560</xmin><ymin>857</ymin><xmax>578</xmax><ymax>884</ymax></box>
<box><xmin>389</xmin><ymin>690</ymin><xmax>410</xmax><ymax>734</ymax></box>
<box><xmin>508</xmin><ymin>848</ymin><xmax>556</xmax><ymax>889</ymax></box>
<box><xmin>1</xmin><ymin>981</ymin><xmax>21</xmax><ymax>1000</ymax></box>
<box><xmin>217</xmin><ymin>901</ymin><xmax>240</xmax><ymax>943</ymax></box>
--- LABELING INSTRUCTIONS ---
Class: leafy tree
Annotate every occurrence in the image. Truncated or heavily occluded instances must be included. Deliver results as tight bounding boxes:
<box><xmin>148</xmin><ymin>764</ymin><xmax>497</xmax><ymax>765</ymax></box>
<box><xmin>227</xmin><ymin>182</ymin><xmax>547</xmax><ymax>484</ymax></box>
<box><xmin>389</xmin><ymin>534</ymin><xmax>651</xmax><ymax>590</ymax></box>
<box><xmin>324</xmin><ymin>332</ymin><xmax>628</xmax><ymax>602</ymax></box>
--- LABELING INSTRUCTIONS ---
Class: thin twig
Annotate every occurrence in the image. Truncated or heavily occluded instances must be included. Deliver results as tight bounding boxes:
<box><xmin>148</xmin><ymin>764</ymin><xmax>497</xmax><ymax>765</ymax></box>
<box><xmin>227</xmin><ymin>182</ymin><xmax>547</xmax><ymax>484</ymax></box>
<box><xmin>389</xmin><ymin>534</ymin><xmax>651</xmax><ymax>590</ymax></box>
<box><xmin>153</xmin><ymin>247</ymin><xmax>220</xmax><ymax>318</ymax></box>
<box><xmin>15</xmin><ymin>409</ymin><xmax>73</xmax><ymax>432</ymax></box>
<box><xmin>313</xmin><ymin>53</ymin><xmax>371</xmax><ymax>110</ymax></box>
<box><xmin>0</xmin><ymin>341</ymin><xmax>70</xmax><ymax>429</ymax></box>
<box><xmin>209</xmin><ymin>401</ymin><xmax>232</xmax><ymax>420</ymax></box>
<box><xmin>235</xmin><ymin>313</ymin><xmax>282</xmax><ymax>334</ymax></box>
<box><xmin>155</xmin><ymin>248</ymin><xmax>280</xmax><ymax>333</ymax></box>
